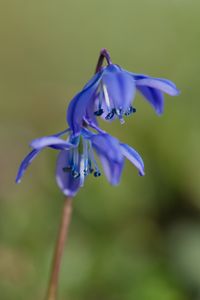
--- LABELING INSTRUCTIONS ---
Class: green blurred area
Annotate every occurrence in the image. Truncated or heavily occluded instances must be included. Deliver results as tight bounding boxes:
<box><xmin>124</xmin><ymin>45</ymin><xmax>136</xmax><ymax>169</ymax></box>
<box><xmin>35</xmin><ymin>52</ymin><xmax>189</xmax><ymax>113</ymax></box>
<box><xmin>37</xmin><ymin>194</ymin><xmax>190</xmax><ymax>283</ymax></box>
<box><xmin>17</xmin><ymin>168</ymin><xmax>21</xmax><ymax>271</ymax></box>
<box><xmin>0</xmin><ymin>0</ymin><xmax>200</xmax><ymax>299</ymax></box>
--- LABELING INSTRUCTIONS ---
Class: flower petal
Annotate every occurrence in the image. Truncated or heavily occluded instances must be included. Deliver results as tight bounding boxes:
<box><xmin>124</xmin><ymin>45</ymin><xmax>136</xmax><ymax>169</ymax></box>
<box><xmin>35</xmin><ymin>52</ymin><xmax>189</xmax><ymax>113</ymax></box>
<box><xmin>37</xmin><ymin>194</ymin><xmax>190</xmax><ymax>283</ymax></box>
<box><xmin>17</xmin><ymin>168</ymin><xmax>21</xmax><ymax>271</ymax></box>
<box><xmin>16</xmin><ymin>149</ymin><xmax>41</xmax><ymax>183</ymax></box>
<box><xmin>67</xmin><ymin>71</ymin><xmax>103</xmax><ymax>135</ymax></box>
<box><xmin>56</xmin><ymin>150</ymin><xmax>81</xmax><ymax>197</ymax></box>
<box><xmin>102</xmin><ymin>65</ymin><xmax>136</xmax><ymax>111</ymax></box>
<box><xmin>120</xmin><ymin>143</ymin><xmax>145</xmax><ymax>176</ymax></box>
<box><xmin>137</xmin><ymin>85</ymin><xmax>164</xmax><ymax>114</ymax></box>
<box><xmin>135</xmin><ymin>77</ymin><xmax>180</xmax><ymax>96</ymax></box>
<box><xmin>30</xmin><ymin>136</ymin><xmax>73</xmax><ymax>150</ymax></box>
<box><xmin>90</xmin><ymin>133</ymin><xmax>124</xmax><ymax>185</ymax></box>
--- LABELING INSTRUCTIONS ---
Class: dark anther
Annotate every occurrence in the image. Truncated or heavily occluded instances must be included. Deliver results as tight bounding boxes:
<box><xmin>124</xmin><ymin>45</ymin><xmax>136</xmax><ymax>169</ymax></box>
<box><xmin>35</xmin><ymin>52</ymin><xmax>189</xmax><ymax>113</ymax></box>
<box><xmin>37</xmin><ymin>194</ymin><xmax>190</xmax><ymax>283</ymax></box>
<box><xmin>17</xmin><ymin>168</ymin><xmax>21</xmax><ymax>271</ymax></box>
<box><xmin>94</xmin><ymin>108</ymin><xmax>104</xmax><ymax>116</ymax></box>
<box><xmin>130</xmin><ymin>106</ymin><xmax>136</xmax><ymax>113</ymax></box>
<box><xmin>89</xmin><ymin>168</ymin><xmax>94</xmax><ymax>174</ymax></box>
<box><xmin>72</xmin><ymin>170</ymin><xmax>80</xmax><ymax>179</ymax></box>
<box><xmin>105</xmin><ymin>109</ymin><xmax>115</xmax><ymax>120</ymax></box>
<box><xmin>83</xmin><ymin>169</ymin><xmax>88</xmax><ymax>176</ymax></box>
<box><xmin>125</xmin><ymin>106</ymin><xmax>136</xmax><ymax>116</ymax></box>
<box><xmin>94</xmin><ymin>171</ymin><xmax>101</xmax><ymax>177</ymax></box>
<box><xmin>62</xmin><ymin>166</ymin><xmax>72</xmax><ymax>172</ymax></box>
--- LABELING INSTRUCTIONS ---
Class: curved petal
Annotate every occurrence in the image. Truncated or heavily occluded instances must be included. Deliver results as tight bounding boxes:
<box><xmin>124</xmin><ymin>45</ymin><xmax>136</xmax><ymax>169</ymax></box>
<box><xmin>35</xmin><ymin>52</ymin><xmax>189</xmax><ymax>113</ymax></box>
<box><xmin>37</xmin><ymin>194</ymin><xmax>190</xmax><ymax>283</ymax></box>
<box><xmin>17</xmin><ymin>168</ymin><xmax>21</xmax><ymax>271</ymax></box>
<box><xmin>137</xmin><ymin>85</ymin><xmax>164</xmax><ymax>114</ymax></box>
<box><xmin>135</xmin><ymin>77</ymin><xmax>180</xmax><ymax>96</ymax></box>
<box><xmin>67</xmin><ymin>71</ymin><xmax>103</xmax><ymax>135</ymax></box>
<box><xmin>56</xmin><ymin>150</ymin><xmax>81</xmax><ymax>197</ymax></box>
<box><xmin>120</xmin><ymin>143</ymin><xmax>145</xmax><ymax>176</ymax></box>
<box><xmin>85</xmin><ymin>96</ymin><xmax>99</xmax><ymax>126</ymax></box>
<box><xmin>90</xmin><ymin>133</ymin><xmax>124</xmax><ymax>185</ymax></box>
<box><xmin>16</xmin><ymin>149</ymin><xmax>41</xmax><ymax>183</ymax></box>
<box><xmin>102</xmin><ymin>66</ymin><xmax>136</xmax><ymax>111</ymax></box>
<box><xmin>30</xmin><ymin>136</ymin><xmax>73</xmax><ymax>150</ymax></box>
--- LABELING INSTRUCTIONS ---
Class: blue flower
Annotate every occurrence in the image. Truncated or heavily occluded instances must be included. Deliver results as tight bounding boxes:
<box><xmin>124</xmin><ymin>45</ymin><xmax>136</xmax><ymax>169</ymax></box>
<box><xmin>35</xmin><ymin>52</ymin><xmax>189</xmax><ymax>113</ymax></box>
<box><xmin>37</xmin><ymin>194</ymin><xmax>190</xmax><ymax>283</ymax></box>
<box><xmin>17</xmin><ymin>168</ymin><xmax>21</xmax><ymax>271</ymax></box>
<box><xmin>67</xmin><ymin>49</ymin><xmax>180</xmax><ymax>136</ymax></box>
<box><xmin>16</xmin><ymin>127</ymin><xmax>144</xmax><ymax>197</ymax></box>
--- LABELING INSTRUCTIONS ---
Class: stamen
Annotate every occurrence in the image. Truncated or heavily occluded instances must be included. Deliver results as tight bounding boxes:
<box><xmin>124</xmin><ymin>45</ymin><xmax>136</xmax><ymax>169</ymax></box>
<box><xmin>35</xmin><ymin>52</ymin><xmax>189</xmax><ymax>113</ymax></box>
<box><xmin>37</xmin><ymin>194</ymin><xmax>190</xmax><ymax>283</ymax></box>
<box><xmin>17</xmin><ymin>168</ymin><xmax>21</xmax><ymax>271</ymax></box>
<box><xmin>88</xmin><ymin>141</ymin><xmax>101</xmax><ymax>177</ymax></box>
<box><xmin>130</xmin><ymin>106</ymin><xmax>136</xmax><ymax>113</ymax></box>
<box><xmin>88</xmin><ymin>158</ymin><xmax>94</xmax><ymax>173</ymax></box>
<box><xmin>105</xmin><ymin>108</ymin><xmax>116</xmax><ymax>120</ymax></box>
<box><xmin>72</xmin><ymin>170</ymin><xmax>80</xmax><ymax>179</ymax></box>
<box><xmin>102</xmin><ymin>83</ymin><xmax>111</xmax><ymax>111</ymax></box>
<box><xmin>71</xmin><ymin>147</ymin><xmax>79</xmax><ymax>178</ymax></box>
<box><xmin>94</xmin><ymin>87</ymin><xmax>104</xmax><ymax>116</ymax></box>
<box><xmin>80</xmin><ymin>155</ymin><xmax>85</xmax><ymax>186</ymax></box>
<box><xmin>115</xmin><ymin>108</ymin><xmax>125</xmax><ymax>124</ymax></box>
<box><xmin>83</xmin><ymin>139</ymin><xmax>89</xmax><ymax>175</ymax></box>
<box><xmin>62</xmin><ymin>166</ymin><xmax>71</xmax><ymax>172</ymax></box>
<box><xmin>124</xmin><ymin>106</ymin><xmax>136</xmax><ymax>116</ymax></box>
<box><xmin>94</xmin><ymin>108</ymin><xmax>104</xmax><ymax>116</ymax></box>
<box><xmin>94</xmin><ymin>171</ymin><xmax>101</xmax><ymax>177</ymax></box>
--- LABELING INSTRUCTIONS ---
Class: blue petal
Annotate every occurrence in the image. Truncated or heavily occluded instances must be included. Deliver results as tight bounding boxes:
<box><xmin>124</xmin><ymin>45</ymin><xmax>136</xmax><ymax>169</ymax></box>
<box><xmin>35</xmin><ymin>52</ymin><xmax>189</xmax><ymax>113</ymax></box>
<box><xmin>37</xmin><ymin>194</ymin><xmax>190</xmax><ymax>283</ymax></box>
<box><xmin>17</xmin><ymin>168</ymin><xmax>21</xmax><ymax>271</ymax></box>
<box><xmin>90</xmin><ymin>133</ymin><xmax>124</xmax><ymax>185</ymax></box>
<box><xmin>135</xmin><ymin>76</ymin><xmax>180</xmax><ymax>96</ymax></box>
<box><xmin>137</xmin><ymin>86</ymin><xmax>164</xmax><ymax>114</ymax></box>
<box><xmin>30</xmin><ymin>136</ymin><xmax>73</xmax><ymax>150</ymax></box>
<box><xmin>67</xmin><ymin>71</ymin><xmax>103</xmax><ymax>136</ymax></box>
<box><xmin>56</xmin><ymin>150</ymin><xmax>81</xmax><ymax>197</ymax></box>
<box><xmin>126</xmin><ymin>72</ymin><xmax>180</xmax><ymax>114</ymax></box>
<box><xmin>16</xmin><ymin>149</ymin><xmax>41</xmax><ymax>183</ymax></box>
<box><xmin>120</xmin><ymin>143</ymin><xmax>145</xmax><ymax>176</ymax></box>
<box><xmin>102</xmin><ymin>66</ymin><xmax>136</xmax><ymax>111</ymax></box>
<box><xmin>85</xmin><ymin>97</ymin><xmax>99</xmax><ymax>126</ymax></box>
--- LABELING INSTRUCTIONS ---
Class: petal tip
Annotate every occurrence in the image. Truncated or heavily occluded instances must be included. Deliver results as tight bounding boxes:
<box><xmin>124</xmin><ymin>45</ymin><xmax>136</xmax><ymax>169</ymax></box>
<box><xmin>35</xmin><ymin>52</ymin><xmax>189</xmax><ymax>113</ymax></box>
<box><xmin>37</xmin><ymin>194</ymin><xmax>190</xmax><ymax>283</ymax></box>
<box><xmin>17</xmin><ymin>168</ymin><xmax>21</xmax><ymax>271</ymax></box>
<box><xmin>139</xmin><ymin>170</ymin><xmax>145</xmax><ymax>176</ymax></box>
<box><xmin>15</xmin><ymin>178</ymin><xmax>21</xmax><ymax>184</ymax></box>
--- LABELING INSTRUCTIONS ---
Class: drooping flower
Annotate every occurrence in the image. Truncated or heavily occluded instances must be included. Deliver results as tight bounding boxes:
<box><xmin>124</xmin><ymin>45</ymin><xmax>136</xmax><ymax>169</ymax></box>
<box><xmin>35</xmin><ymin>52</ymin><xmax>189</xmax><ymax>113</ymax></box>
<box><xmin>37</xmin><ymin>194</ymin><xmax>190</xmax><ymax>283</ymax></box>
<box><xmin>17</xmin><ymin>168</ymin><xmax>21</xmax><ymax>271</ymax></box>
<box><xmin>67</xmin><ymin>48</ymin><xmax>180</xmax><ymax>136</ymax></box>
<box><xmin>16</xmin><ymin>126</ymin><xmax>144</xmax><ymax>197</ymax></box>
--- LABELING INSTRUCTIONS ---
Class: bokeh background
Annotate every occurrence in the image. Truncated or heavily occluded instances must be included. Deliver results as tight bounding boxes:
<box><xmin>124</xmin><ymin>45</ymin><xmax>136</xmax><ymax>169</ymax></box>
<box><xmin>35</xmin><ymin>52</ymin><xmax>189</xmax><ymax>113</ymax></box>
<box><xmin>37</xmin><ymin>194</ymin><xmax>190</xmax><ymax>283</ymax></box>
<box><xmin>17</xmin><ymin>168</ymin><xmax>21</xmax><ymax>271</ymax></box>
<box><xmin>0</xmin><ymin>0</ymin><xmax>200</xmax><ymax>299</ymax></box>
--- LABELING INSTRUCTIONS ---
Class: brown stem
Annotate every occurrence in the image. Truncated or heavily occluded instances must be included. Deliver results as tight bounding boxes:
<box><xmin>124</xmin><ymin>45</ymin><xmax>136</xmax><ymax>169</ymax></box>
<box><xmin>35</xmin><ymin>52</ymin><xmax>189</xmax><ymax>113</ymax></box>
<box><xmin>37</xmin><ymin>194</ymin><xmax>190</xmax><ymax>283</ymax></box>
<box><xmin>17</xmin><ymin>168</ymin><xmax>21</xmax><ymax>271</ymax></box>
<box><xmin>95</xmin><ymin>48</ymin><xmax>112</xmax><ymax>73</ymax></box>
<box><xmin>46</xmin><ymin>196</ymin><xmax>73</xmax><ymax>300</ymax></box>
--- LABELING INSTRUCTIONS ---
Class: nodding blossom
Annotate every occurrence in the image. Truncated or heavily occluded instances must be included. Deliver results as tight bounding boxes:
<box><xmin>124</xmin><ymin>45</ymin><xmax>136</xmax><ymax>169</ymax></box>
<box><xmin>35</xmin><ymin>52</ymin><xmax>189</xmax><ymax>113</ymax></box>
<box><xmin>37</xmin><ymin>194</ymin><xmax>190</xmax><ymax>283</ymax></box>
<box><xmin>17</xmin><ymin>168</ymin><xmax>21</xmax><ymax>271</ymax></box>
<box><xmin>67</xmin><ymin>49</ymin><xmax>180</xmax><ymax>136</ymax></box>
<box><xmin>16</xmin><ymin>126</ymin><xmax>144</xmax><ymax>197</ymax></box>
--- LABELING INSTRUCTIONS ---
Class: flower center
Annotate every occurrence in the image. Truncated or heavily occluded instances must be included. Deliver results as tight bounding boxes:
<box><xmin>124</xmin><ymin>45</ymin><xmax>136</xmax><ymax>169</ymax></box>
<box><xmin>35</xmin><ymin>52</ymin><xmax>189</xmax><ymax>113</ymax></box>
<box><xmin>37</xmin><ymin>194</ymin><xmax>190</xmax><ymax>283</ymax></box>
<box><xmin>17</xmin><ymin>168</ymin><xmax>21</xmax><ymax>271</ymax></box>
<box><xmin>62</xmin><ymin>137</ymin><xmax>101</xmax><ymax>183</ymax></box>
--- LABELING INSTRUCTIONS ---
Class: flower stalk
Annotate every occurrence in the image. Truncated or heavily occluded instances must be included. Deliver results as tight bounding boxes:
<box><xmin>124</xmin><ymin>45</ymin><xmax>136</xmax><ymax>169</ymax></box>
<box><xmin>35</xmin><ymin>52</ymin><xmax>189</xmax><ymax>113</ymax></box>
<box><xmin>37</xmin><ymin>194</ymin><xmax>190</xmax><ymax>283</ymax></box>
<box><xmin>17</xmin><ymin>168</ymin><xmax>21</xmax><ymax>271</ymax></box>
<box><xmin>95</xmin><ymin>48</ymin><xmax>112</xmax><ymax>73</ymax></box>
<box><xmin>46</xmin><ymin>196</ymin><xmax>73</xmax><ymax>300</ymax></box>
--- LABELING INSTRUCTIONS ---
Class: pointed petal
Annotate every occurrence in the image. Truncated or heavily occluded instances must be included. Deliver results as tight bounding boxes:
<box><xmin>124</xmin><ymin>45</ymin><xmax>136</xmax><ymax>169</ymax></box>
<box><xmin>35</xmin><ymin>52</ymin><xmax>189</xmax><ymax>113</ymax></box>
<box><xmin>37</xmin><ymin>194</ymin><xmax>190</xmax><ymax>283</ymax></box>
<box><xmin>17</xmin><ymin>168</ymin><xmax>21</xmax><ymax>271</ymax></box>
<box><xmin>120</xmin><ymin>143</ymin><xmax>145</xmax><ymax>176</ymax></box>
<box><xmin>56</xmin><ymin>150</ymin><xmax>81</xmax><ymax>197</ymax></box>
<box><xmin>30</xmin><ymin>136</ymin><xmax>73</xmax><ymax>150</ymax></box>
<box><xmin>16</xmin><ymin>149</ymin><xmax>41</xmax><ymax>183</ymax></box>
<box><xmin>135</xmin><ymin>77</ymin><xmax>180</xmax><ymax>96</ymax></box>
<box><xmin>67</xmin><ymin>72</ymin><xmax>103</xmax><ymax>135</ymax></box>
<box><xmin>137</xmin><ymin>85</ymin><xmax>164</xmax><ymax>114</ymax></box>
<box><xmin>90</xmin><ymin>133</ymin><xmax>124</xmax><ymax>185</ymax></box>
<box><xmin>102</xmin><ymin>66</ymin><xmax>136</xmax><ymax>111</ymax></box>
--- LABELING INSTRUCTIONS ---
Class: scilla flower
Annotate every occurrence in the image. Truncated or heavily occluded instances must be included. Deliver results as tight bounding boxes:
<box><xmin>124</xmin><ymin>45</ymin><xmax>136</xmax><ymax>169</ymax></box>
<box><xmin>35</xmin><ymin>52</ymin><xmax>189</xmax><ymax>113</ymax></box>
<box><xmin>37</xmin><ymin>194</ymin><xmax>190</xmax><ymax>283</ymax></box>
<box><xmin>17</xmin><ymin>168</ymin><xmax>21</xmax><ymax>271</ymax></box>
<box><xmin>16</xmin><ymin>126</ymin><xmax>144</xmax><ymax>197</ymax></box>
<box><xmin>67</xmin><ymin>48</ymin><xmax>180</xmax><ymax>136</ymax></box>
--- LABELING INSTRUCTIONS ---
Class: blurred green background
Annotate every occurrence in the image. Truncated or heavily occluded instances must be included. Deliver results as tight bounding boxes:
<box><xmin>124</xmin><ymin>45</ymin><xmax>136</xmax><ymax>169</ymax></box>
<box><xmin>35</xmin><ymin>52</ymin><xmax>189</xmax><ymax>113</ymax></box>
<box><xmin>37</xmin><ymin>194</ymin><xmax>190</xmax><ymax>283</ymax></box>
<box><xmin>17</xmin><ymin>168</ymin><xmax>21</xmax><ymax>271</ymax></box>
<box><xmin>0</xmin><ymin>0</ymin><xmax>200</xmax><ymax>299</ymax></box>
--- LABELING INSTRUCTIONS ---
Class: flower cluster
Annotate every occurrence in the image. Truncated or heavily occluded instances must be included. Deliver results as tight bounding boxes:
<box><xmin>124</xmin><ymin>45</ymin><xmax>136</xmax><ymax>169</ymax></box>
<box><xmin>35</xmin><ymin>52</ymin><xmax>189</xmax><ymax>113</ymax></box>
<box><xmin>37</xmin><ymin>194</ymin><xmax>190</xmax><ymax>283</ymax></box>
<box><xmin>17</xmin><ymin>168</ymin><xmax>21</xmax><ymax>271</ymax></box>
<box><xmin>16</xmin><ymin>49</ymin><xmax>179</xmax><ymax>196</ymax></box>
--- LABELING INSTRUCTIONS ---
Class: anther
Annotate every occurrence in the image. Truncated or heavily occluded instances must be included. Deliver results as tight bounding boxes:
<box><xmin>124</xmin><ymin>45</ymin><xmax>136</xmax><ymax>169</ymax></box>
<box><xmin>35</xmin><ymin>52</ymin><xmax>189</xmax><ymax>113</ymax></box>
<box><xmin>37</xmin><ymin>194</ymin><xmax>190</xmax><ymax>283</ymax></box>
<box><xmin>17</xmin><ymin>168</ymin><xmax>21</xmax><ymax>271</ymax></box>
<box><xmin>83</xmin><ymin>169</ymin><xmax>88</xmax><ymax>176</ymax></box>
<box><xmin>94</xmin><ymin>171</ymin><xmax>101</xmax><ymax>177</ymax></box>
<box><xmin>125</xmin><ymin>106</ymin><xmax>136</xmax><ymax>116</ymax></box>
<box><xmin>130</xmin><ymin>106</ymin><xmax>136</xmax><ymax>113</ymax></box>
<box><xmin>105</xmin><ymin>109</ymin><xmax>115</xmax><ymax>120</ymax></box>
<box><xmin>94</xmin><ymin>108</ymin><xmax>104</xmax><ymax>116</ymax></box>
<box><xmin>72</xmin><ymin>170</ymin><xmax>80</xmax><ymax>179</ymax></box>
<box><xmin>62</xmin><ymin>166</ymin><xmax>71</xmax><ymax>172</ymax></box>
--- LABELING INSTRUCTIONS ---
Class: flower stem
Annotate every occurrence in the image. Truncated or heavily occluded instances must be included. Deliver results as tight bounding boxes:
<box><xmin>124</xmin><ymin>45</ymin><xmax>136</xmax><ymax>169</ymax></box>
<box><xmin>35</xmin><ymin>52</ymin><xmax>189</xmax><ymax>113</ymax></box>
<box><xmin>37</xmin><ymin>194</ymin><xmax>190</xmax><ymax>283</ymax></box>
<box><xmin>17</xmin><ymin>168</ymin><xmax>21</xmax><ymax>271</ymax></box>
<box><xmin>95</xmin><ymin>48</ymin><xmax>112</xmax><ymax>73</ymax></box>
<box><xmin>45</xmin><ymin>196</ymin><xmax>73</xmax><ymax>300</ymax></box>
